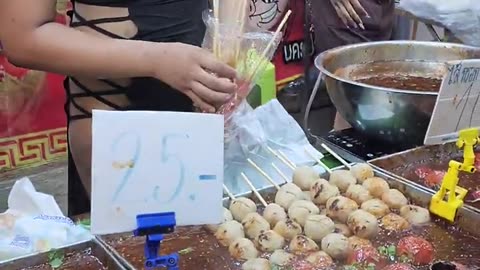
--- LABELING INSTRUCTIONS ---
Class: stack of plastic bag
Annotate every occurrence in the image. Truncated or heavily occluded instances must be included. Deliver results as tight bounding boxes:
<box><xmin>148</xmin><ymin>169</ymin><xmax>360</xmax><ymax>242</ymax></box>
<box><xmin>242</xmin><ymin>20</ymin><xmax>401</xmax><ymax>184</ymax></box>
<box><xmin>0</xmin><ymin>178</ymin><xmax>92</xmax><ymax>262</ymax></box>
<box><xmin>223</xmin><ymin>99</ymin><xmax>326</xmax><ymax>195</ymax></box>
<box><xmin>398</xmin><ymin>0</ymin><xmax>480</xmax><ymax>46</ymax></box>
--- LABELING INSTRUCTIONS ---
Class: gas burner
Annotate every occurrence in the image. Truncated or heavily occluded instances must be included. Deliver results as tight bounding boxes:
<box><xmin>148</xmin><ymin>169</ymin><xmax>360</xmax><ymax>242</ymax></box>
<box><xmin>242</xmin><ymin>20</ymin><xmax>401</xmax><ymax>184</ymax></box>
<box><xmin>318</xmin><ymin>128</ymin><xmax>420</xmax><ymax>162</ymax></box>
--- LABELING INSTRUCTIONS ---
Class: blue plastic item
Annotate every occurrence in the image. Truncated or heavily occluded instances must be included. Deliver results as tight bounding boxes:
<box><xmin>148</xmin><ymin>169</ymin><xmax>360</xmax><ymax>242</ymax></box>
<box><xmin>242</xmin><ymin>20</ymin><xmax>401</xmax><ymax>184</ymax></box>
<box><xmin>134</xmin><ymin>212</ymin><xmax>179</xmax><ymax>270</ymax></box>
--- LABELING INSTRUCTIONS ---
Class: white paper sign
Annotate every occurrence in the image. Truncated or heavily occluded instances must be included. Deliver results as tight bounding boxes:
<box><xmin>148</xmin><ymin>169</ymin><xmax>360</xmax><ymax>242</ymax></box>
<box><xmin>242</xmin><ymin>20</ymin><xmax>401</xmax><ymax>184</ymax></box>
<box><xmin>425</xmin><ymin>60</ymin><xmax>480</xmax><ymax>145</ymax></box>
<box><xmin>91</xmin><ymin>110</ymin><xmax>224</xmax><ymax>235</ymax></box>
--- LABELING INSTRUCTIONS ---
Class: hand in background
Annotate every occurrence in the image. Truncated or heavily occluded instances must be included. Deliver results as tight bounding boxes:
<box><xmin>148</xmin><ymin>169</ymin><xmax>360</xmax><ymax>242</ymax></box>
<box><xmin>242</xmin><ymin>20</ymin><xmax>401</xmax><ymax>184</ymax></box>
<box><xmin>329</xmin><ymin>0</ymin><xmax>369</xmax><ymax>30</ymax></box>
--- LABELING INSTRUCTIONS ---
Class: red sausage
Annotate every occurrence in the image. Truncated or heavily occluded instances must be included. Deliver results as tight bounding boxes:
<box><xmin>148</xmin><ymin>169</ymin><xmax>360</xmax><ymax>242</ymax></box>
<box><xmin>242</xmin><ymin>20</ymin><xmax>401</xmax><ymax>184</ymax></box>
<box><xmin>397</xmin><ymin>236</ymin><xmax>434</xmax><ymax>265</ymax></box>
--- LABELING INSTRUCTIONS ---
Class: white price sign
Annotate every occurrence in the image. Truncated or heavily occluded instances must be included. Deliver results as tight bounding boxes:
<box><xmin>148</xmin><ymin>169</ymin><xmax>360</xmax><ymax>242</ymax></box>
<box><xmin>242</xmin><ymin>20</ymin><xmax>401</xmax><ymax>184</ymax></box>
<box><xmin>425</xmin><ymin>60</ymin><xmax>480</xmax><ymax>145</ymax></box>
<box><xmin>90</xmin><ymin>110</ymin><xmax>224</xmax><ymax>235</ymax></box>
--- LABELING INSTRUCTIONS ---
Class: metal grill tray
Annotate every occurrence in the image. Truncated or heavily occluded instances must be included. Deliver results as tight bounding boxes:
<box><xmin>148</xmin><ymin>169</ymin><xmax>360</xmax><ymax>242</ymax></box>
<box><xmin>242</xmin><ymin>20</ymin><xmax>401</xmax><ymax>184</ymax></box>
<box><xmin>0</xmin><ymin>239</ymin><xmax>126</xmax><ymax>270</ymax></box>
<box><xmin>369</xmin><ymin>143</ymin><xmax>480</xmax><ymax>212</ymax></box>
<box><xmin>99</xmin><ymin>165</ymin><xmax>480</xmax><ymax>269</ymax></box>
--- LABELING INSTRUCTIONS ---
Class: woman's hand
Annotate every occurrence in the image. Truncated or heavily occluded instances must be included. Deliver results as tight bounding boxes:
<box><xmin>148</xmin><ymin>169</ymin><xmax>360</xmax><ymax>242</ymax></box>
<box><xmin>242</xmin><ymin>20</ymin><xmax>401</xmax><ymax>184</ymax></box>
<box><xmin>154</xmin><ymin>42</ymin><xmax>237</xmax><ymax>113</ymax></box>
<box><xmin>329</xmin><ymin>0</ymin><xmax>369</xmax><ymax>29</ymax></box>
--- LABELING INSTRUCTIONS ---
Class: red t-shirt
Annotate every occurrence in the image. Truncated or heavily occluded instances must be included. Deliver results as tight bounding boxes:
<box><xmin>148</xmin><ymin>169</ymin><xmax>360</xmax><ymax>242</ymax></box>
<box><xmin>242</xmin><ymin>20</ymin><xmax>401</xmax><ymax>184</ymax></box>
<box><xmin>271</xmin><ymin>0</ymin><xmax>305</xmax><ymax>90</ymax></box>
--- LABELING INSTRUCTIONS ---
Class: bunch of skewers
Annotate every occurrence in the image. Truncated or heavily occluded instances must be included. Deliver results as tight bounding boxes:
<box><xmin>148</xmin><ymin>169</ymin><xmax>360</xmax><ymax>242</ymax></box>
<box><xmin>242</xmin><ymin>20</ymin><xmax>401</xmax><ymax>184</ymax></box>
<box><xmin>204</xmin><ymin>0</ymin><xmax>292</xmax><ymax>118</ymax></box>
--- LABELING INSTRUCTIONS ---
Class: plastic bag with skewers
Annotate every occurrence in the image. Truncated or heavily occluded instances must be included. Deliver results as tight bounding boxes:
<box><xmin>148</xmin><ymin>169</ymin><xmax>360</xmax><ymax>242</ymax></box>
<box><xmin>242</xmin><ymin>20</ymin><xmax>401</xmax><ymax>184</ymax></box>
<box><xmin>201</xmin><ymin>5</ymin><xmax>283</xmax><ymax>125</ymax></box>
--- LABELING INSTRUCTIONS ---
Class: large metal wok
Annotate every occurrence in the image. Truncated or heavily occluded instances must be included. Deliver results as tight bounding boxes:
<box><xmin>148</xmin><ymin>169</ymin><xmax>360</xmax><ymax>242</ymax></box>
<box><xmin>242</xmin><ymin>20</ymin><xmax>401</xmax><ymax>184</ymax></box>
<box><xmin>315</xmin><ymin>41</ymin><xmax>480</xmax><ymax>144</ymax></box>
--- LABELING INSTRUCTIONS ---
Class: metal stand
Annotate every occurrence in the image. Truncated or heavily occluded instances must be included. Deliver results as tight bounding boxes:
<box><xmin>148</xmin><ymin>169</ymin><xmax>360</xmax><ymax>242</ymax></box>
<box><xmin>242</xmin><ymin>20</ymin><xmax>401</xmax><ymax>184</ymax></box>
<box><xmin>134</xmin><ymin>212</ymin><xmax>179</xmax><ymax>270</ymax></box>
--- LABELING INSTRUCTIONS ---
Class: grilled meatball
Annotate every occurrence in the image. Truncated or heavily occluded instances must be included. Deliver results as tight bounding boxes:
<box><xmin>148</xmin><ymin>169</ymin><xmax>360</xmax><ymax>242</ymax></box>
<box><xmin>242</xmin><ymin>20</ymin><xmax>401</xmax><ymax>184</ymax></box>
<box><xmin>350</xmin><ymin>163</ymin><xmax>375</xmax><ymax>183</ymax></box>
<box><xmin>293</xmin><ymin>166</ymin><xmax>319</xmax><ymax>190</ymax></box>
<box><xmin>361</xmin><ymin>199</ymin><xmax>390</xmax><ymax>218</ymax></box>
<box><xmin>329</xmin><ymin>170</ymin><xmax>357</xmax><ymax>192</ymax></box>
<box><xmin>215</xmin><ymin>220</ymin><xmax>245</xmax><ymax>246</ymax></box>
<box><xmin>263</xmin><ymin>203</ymin><xmax>287</xmax><ymax>227</ymax></box>
<box><xmin>255</xmin><ymin>230</ymin><xmax>285</xmax><ymax>252</ymax></box>
<box><xmin>381</xmin><ymin>213</ymin><xmax>410</xmax><ymax>231</ymax></box>
<box><xmin>346</xmin><ymin>210</ymin><xmax>379</xmax><ymax>239</ymax></box>
<box><xmin>275</xmin><ymin>183</ymin><xmax>304</xmax><ymax>209</ymax></box>
<box><xmin>229</xmin><ymin>238</ymin><xmax>259</xmax><ymax>261</ymax></box>
<box><xmin>310</xmin><ymin>178</ymin><xmax>340</xmax><ymax>205</ymax></box>
<box><xmin>273</xmin><ymin>219</ymin><xmax>303</xmax><ymax>240</ymax></box>
<box><xmin>382</xmin><ymin>189</ymin><xmax>408</xmax><ymax>209</ymax></box>
<box><xmin>287</xmin><ymin>200</ymin><xmax>320</xmax><ymax>227</ymax></box>
<box><xmin>269</xmin><ymin>249</ymin><xmax>294</xmax><ymax>266</ymax></box>
<box><xmin>326</xmin><ymin>196</ymin><xmax>359</xmax><ymax>223</ymax></box>
<box><xmin>363</xmin><ymin>177</ymin><xmax>390</xmax><ymax>198</ymax></box>
<box><xmin>400</xmin><ymin>205</ymin><xmax>431</xmax><ymax>225</ymax></box>
<box><xmin>242</xmin><ymin>258</ymin><xmax>270</xmax><ymax>270</ymax></box>
<box><xmin>242</xmin><ymin>212</ymin><xmax>270</xmax><ymax>239</ymax></box>
<box><xmin>230</xmin><ymin>197</ymin><xmax>257</xmax><ymax>222</ymax></box>
<box><xmin>289</xmin><ymin>235</ymin><xmax>319</xmax><ymax>254</ymax></box>
<box><xmin>321</xmin><ymin>233</ymin><xmax>349</xmax><ymax>260</ymax></box>
<box><xmin>305</xmin><ymin>251</ymin><xmax>334</xmax><ymax>268</ymax></box>
<box><xmin>346</xmin><ymin>184</ymin><xmax>373</xmax><ymax>205</ymax></box>
<box><xmin>304</xmin><ymin>215</ymin><xmax>335</xmax><ymax>242</ymax></box>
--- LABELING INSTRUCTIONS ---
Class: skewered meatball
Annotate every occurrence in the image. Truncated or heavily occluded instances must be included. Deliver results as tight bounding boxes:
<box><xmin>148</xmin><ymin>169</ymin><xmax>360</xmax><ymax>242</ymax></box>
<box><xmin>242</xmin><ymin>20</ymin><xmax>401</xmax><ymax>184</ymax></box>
<box><xmin>326</xmin><ymin>196</ymin><xmax>359</xmax><ymax>223</ymax></box>
<box><xmin>346</xmin><ymin>184</ymin><xmax>373</xmax><ymax>205</ymax></box>
<box><xmin>350</xmin><ymin>163</ymin><xmax>375</xmax><ymax>183</ymax></box>
<box><xmin>269</xmin><ymin>249</ymin><xmax>294</xmax><ymax>266</ymax></box>
<box><xmin>206</xmin><ymin>207</ymin><xmax>234</xmax><ymax>233</ymax></box>
<box><xmin>347</xmin><ymin>210</ymin><xmax>379</xmax><ymax>239</ymax></box>
<box><xmin>255</xmin><ymin>230</ymin><xmax>285</xmax><ymax>252</ymax></box>
<box><xmin>304</xmin><ymin>215</ymin><xmax>335</xmax><ymax>242</ymax></box>
<box><xmin>348</xmin><ymin>236</ymin><xmax>372</xmax><ymax>252</ymax></box>
<box><xmin>334</xmin><ymin>223</ymin><xmax>353</xmax><ymax>237</ymax></box>
<box><xmin>400</xmin><ymin>205</ymin><xmax>431</xmax><ymax>225</ymax></box>
<box><xmin>289</xmin><ymin>235</ymin><xmax>319</xmax><ymax>254</ymax></box>
<box><xmin>305</xmin><ymin>251</ymin><xmax>334</xmax><ymax>268</ymax></box>
<box><xmin>230</xmin><ymin>197</ymin><xmax>257</xmax><ymax>222</ymax></box>
<box><xmin>382</xmin><ymin>189</ymin><xmax>408</xmax><ymax>209</ymax></box>
<box><xmin>273</xmin><ymin>219</ymin><xmax>303</xmax><ymax>240</ymax></box>
<box><xmin>329</xmin><ymin>170</ymin><xmax>357</xmax><ymax>192</ymax></box>
<box><xmin>293</xmin><ymin>166</ymin><xmax>319</xmax><ymax>190</ymax></box>
<box><xmin>275</xmin><ymin>183</ymin><xmax>304</xmax><ymax>209</ymax></box>
<box><xmin>263</xmin><ymin>203</ymin><xmax>287</xmax><ymax>227</ymax></box>
<box><xmin>381</xmin><ymin>213</ymin><xmax>410</xmax><ymax>231</ymax></box>
<box><xmin>361</xmin><ymin>199</ymin><xmax>390</xmax><ymax>218</ymax></box>
<box><xmin>229</xmin><ymin>238</ymin><xmax>259</xmax><ymax>261</ymax></box>
<box><xmin>242</xmin><ymin>212</ymin><xmax>270</xmax><ymax>239</ymax></box>
<box><xmin>321</xmin><ymin>233</ymin><xmax>349</xmax><ymax>260</ymax></box>
<box><xmin>363</xmin><ymin>177</ymin><xmax>390</xmax><ymax>198</ymax></box>
<box><xmin>215</xmin><ymin>220</ymin><xmax>245</xmax><ymax>247</ymax></box>
<box><xmin>310</xmin><ymin>179</ymin><xmax>340</xmax><ymax>205</ymax></box>
<box><xmin>302</xmin><ymin>191</ymin><xmax>313</xmax><ymax>201</ymax></box>
<box><xmin>288</xmin><ymin>200</ymin><xmax>320</xmax><ymax>226</ymax></box>
<box><xmin>242</xmin><ymin>258</ymin><xmax>270</xmax><ymax>270</ymax></box>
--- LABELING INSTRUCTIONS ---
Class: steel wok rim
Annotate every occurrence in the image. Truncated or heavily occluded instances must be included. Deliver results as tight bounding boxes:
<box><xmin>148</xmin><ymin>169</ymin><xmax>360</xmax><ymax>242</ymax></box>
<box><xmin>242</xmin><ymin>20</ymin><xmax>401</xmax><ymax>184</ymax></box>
<box><xmin>314</xmin><ymin>40</ymin><xmax>480</xmax><ymax>96</ymax></box>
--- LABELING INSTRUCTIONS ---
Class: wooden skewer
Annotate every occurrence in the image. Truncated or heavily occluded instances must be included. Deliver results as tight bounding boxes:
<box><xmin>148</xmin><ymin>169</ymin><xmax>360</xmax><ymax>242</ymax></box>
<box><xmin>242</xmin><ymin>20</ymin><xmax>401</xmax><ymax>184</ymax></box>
<box><xmin>223</xmin><ymin>184</ymin><xmax>235</xmax><ymax>200</ymax></box>
<box><xmin>267</xmin><ymin>146</ymin><xmax>295</xmax><ymax>171</ymax></box>
<box><xmin>247</xmin><ymin>159</ymin><xmax>281</xmax><ymax>190</ymax></box>
<box><xmin>272</xmin><ymin>163</ymin><xmax>289</xmax><ymax>184</ymax></box>
<box><xmin>240</xmin><ymin>172</ymin><xmax>268</xmax><ymax>207</ymax></box>
<box><xmin>304</xmin><ymin>147</ymin><xmax>332</xmax><ymax>173</ymax></box>
<box><xmin>234</xmin><ymin>0</ymin><xmax>248</xmax><ymax>63</ymax></box>
<box><xmin>277</xmin><ymin>150</ymin><xmax>297</xmax><ymax>169</ymax></box>
<box><xmin>320</xmin><ymin>143</ymin><xmax>351</xmax><ymax>169</ymax></box>
<box><xmin>213</xmin><ymin>0</ymin><xmax>221</xmax><ymax>58</ymax></box>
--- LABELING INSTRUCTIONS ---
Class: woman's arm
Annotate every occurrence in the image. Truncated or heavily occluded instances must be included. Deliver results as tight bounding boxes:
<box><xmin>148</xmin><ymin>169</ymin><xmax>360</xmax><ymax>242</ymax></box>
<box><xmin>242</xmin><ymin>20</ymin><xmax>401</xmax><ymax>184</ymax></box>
<box><xmin>0</xmin><ymin>0</ymin><xmax>236</xmax><ymax>111</ymax></box>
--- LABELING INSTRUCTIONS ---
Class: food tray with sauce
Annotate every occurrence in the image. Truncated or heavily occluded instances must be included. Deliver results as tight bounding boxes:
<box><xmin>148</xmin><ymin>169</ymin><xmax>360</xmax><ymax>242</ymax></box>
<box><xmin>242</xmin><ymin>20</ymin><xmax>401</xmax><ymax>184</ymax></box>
<box><xmin>369</xmin><ymin>143</ymin><xmax>480</xmax><ymax>211</ymax></box>
<box><xmin>98</xmin><ymin>166</ymin><xmax>480</xmax><ymax>270</ymax></box>
<box><xmin>0</xmin><ymin>239</ymin><xmax>126</xmax><ymax>270</ymax></box>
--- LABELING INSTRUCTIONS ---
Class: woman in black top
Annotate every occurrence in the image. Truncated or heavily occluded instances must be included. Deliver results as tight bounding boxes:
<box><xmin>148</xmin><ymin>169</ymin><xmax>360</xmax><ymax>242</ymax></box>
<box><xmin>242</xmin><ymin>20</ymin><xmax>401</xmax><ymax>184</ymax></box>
<box><xmin>0</xmin><ymin>0</ymin><xmax>237</xmax><ymax>215</ymax></box>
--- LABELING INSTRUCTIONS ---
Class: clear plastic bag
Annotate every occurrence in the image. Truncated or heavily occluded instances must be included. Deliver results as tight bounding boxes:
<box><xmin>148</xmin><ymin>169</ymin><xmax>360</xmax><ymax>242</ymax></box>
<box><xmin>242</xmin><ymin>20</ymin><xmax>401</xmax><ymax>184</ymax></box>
<box><xmin>202</xmin><ymin>10</ymin><xmax>282</xmax><ymax>120</ymax></box>
<box><xmin>398</xmin><ymin>0</ymin><xmax>480</xmax><ymax>46</ymax></box>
